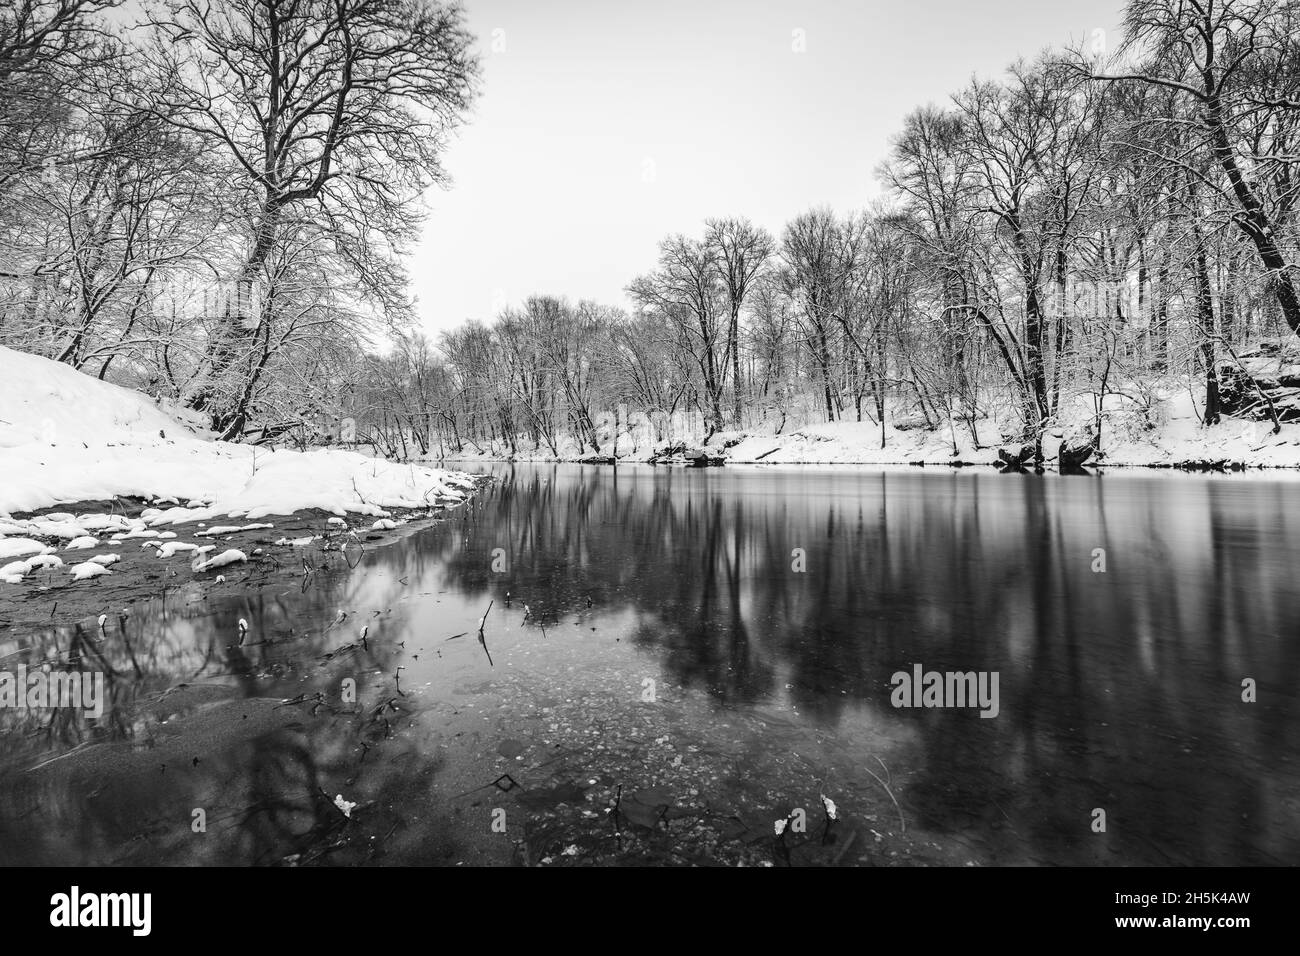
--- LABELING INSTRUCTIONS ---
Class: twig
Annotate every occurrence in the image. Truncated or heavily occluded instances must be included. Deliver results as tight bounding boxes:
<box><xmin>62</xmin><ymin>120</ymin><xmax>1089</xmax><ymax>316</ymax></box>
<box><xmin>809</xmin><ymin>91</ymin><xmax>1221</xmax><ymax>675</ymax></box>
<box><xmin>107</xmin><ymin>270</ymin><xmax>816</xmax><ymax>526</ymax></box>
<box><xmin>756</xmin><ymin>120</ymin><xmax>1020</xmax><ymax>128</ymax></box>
<box><xmin>864</xmin><ymin>766</ymin><xmax>906</xmax><ymax>833</ymax></box>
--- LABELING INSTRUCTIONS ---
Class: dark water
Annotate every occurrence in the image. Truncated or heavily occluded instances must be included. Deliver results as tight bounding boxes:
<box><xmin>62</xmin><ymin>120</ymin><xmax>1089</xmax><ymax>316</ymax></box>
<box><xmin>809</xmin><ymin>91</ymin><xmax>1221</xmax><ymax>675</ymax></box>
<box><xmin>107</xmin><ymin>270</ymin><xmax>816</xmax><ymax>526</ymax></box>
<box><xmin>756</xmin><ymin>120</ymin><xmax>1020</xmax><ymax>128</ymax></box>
<box><xmin>2</xmin><ymin>463</ymin><xmax>1298</xmax><ymax>866</ymax></box>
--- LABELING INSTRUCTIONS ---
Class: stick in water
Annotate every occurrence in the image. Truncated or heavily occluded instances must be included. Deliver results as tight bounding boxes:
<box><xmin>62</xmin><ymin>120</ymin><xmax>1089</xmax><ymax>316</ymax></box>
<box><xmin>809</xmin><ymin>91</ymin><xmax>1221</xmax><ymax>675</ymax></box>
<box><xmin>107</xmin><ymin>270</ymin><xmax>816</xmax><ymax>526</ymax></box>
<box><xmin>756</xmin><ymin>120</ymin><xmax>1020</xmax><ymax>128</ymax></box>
<box><xmin>477</xmin><ymin>600</ymin><xmax>494</xmax><ymax>667</ymax></box>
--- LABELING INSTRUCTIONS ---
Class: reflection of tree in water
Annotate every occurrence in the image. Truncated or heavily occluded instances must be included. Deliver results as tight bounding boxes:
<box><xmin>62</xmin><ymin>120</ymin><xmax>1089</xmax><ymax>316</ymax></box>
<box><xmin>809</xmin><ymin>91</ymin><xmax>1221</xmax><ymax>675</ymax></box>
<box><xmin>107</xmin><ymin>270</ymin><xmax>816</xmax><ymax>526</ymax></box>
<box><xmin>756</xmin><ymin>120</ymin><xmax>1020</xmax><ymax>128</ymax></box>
<box><xmin>0</xmin><ymin>557</ymin><xmax>467</xmax><ymax>865</ymax></box>
<box><xmin>4</xmin><ymin>467</ymin><xmax>1298</xmax><ymax>865</ymax></box>
<box><xmin>432</xmin><ymin>465</ymin><xmax>1300</xmax><ymax>865</ymax></box>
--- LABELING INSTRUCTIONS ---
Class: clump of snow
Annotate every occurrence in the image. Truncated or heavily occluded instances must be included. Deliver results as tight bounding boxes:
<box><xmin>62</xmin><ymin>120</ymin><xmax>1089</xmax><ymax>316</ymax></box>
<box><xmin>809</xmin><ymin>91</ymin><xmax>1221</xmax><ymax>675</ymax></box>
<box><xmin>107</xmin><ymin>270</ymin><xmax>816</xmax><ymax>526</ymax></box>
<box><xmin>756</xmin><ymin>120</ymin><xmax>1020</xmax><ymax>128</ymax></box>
<box><xmin>87</xmin><ymin>553</ymin><xmax>120</xmax><ymax>566</ymax></box>
<box><xmin>0</xmin><ymin>552</ymin><xmax>65</xmax><ymax>584</ymax></box>
<box><xmin>371</xmin><ymin>518</ymin><xmax>397</xmax><ymax>530</ymax></box>
<box><xmin>75</xmin><ymin>514</ymin><xmax>133</xmax><ymax>532</ymax></box>
<box><xmin>27</xmin><ymin>519</ymin><xmax>89</xmax><ymax>540</ymax></box>
<box><xmin>197</xmin><ymin>523</ymin><xmax>273</xmax><ymax>537</ymax></box>
<box><xmin>0</xmin><ymin>345</ymin><xmax>476</xmax><ymax>518</ymax></box>
<box><xmin>69</xmin><ymin>561</ymin><xmax>112</xmax><ymax>581</ymax></box>
<box><xmin>65</xmin><ymin>536</ymin><xmax>99</xmax><ymax>549</ymax></box>
<box><xmin>0</xmin><ymin>538</ymin><xmax>52</xmax><ymax>559</ymax></box>
<box><xmin>156</xmin><ymin>541</ymin><xmax>212</xmax><ymax>558</ymax></box>
<box><xmin>191</xmin><ymin>549</ymin><xmax>247</xmax><ymax>572</ymax></box>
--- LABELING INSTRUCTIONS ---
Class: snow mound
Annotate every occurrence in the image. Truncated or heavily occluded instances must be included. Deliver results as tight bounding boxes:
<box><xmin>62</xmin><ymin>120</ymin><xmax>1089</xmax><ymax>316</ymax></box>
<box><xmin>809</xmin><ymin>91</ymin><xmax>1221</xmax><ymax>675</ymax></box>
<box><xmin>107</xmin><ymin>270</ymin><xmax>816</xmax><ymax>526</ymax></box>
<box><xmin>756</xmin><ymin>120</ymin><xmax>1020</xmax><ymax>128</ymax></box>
<box><xmin>0</xmin><ymin>346</ymin><xmax>476</xmax><ymax>518</ymax></box>
<box><xmin>68</xmin><ymin>561</ymin><xmax>112</xmax><ymax>581</ymax></box>
<box><xmin>192</xmin><ymin>549</ymin><xmax>246</xmax><ymax>572</ymax></box>
<box><xmin>0</xmin><ymin>538</ymin><xmax>52</xmax><ymax>559</ymax></box>
<box><xmin>0</xmin><ymin>345</ymin><xmax>193</xmax><ymax>448</ymax></box>
<box><xmin>157</xmin><ymin>542</ymin><xmax>212</xmax><ymax>558</ymax></box>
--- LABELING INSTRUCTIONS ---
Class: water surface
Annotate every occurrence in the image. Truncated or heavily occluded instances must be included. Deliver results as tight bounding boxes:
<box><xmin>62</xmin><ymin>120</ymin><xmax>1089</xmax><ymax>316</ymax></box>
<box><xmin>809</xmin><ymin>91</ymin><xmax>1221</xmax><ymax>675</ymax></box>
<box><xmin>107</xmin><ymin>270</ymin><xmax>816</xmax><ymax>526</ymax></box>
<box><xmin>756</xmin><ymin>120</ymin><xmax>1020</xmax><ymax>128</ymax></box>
<box><xmin>2</xmin><ymin>463</ymin><xmax>1296</xmax><ymax>866</ymax></box>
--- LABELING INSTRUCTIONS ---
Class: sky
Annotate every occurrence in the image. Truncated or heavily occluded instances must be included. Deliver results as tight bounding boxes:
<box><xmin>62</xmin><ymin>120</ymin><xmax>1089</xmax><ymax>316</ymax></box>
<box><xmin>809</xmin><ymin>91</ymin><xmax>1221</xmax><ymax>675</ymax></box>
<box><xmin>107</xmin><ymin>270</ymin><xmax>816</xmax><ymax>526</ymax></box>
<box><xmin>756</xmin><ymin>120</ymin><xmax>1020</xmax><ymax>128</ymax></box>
<box><xmin>410</xmin><ymin>0</ymin><xmax>1128</xmax><ymax>336</ymax></box>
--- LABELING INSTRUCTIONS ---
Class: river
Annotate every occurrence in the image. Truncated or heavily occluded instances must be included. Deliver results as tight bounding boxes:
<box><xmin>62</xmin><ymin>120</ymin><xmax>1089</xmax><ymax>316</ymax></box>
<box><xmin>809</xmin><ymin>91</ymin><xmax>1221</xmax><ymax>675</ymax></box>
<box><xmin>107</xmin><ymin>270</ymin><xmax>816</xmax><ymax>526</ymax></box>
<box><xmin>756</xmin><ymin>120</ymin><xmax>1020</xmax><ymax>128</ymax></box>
<box><xmin>1</xmin><ymin>463</ymin><xmax>1296</xmax><ymax>866</ymax></box>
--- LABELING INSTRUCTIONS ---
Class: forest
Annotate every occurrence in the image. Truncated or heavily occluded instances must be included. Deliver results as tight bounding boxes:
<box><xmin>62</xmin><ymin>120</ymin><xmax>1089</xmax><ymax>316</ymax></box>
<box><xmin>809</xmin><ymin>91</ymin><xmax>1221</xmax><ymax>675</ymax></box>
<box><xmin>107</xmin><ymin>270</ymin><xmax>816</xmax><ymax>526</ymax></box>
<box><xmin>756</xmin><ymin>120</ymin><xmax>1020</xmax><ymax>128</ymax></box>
<box><xmin>5</xmin><ymin>0</ymin><xmax>1300</xmax><ymax>463</ymax></box>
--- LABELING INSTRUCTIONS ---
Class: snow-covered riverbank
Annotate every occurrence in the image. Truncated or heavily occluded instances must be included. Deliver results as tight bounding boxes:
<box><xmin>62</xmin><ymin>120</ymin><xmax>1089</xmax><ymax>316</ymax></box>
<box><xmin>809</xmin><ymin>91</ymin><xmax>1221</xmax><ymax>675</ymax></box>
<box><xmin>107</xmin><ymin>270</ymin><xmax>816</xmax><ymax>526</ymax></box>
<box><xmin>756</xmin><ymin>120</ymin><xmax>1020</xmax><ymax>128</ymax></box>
<box><xmin>0</xmin><ymin>346</ymin><xmax>476</xmax><ymax>517</ymax></box>
<box><xmin>423</xmin><ymin>391</ymin><xmax>1300</xmax><ymax>470</ymax></box>
<box><xmin>0</xmin><ymin>346</ymin><xmax>481</xmax><ymax>592</ymax></box>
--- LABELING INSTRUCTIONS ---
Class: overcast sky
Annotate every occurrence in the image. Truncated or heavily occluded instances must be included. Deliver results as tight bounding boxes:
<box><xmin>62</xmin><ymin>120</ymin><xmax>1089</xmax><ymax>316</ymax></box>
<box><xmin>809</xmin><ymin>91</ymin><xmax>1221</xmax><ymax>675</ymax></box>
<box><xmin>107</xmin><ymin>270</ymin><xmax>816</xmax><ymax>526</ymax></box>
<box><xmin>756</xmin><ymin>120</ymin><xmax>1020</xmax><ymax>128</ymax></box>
<box><xmin>411</xmin><ymin>0</ymin><xmax>1126</xmax><ymax>336</ymax></box>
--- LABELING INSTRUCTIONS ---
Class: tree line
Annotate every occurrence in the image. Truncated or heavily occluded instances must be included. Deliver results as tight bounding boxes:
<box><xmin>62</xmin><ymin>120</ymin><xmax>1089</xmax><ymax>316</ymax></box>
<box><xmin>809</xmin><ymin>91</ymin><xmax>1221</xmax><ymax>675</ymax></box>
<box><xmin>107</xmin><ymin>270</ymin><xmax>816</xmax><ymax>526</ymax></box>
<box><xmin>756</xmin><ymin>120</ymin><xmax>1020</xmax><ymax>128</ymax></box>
<box><xmin>7</xmin><ymin>1</ymin><xmax>1300</xmax><ymax>462</ymax></box>
<box><xmin>355</xmin><ymin>0</ymin><xmax>1300</xmax><ymax>461</ymax></box>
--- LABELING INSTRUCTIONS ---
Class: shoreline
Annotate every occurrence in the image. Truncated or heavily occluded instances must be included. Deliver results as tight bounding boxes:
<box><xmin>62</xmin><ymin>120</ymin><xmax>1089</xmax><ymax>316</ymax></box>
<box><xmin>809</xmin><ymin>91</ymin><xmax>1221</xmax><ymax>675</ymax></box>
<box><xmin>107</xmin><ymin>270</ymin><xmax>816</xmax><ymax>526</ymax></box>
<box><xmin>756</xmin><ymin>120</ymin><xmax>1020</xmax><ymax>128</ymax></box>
<box><xmin>421</xmin><ymin>454</ymin><xmax>1298</xmax><ymax>473</ymax></box>
<box><xmin>407</xmin><ymin>404</ymin><xmax>1300</xmax><ymax>473</ymax></box>
<box><xmin>0</xmin><ymin>478</ymin><xmax>490</xmax><ymax>638</ymax></box>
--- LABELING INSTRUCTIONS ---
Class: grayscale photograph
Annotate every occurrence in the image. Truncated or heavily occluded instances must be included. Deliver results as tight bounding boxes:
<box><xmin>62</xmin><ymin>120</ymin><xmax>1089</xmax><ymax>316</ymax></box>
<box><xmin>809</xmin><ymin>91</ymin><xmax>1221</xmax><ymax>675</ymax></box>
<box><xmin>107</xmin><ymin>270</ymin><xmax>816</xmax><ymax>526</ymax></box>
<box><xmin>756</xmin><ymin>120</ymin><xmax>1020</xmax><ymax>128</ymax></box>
<box><xmin>0</xmin><ymin>0</ymin><xmax>1289</xmax><ymax>914</ymax></box>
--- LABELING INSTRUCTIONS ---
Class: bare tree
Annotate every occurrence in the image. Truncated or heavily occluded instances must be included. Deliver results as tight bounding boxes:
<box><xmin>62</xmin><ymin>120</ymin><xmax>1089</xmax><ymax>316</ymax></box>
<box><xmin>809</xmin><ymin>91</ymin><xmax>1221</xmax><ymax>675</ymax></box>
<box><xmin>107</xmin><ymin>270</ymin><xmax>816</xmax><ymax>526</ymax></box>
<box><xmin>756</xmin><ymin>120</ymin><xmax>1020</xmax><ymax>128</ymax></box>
<box><xmin>704</xmin><ymin>216</ymin><xmax>773</xmax><ymax>425</ymax></box>
<box><xmin>147</xmin><ymin>0</ymin><xmax>480</xmax><ymax>434</ymax></box>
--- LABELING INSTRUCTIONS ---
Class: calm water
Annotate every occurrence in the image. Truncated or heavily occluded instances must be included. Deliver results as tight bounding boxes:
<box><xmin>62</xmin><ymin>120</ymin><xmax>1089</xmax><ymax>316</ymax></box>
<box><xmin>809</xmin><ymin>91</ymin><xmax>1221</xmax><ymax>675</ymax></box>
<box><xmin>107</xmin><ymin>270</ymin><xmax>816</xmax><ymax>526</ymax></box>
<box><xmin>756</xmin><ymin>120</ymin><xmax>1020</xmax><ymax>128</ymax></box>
<box><xmin>2</xmin><ymin>463</ymin><xmax>1298</xmax><ymax>866</ymax></box>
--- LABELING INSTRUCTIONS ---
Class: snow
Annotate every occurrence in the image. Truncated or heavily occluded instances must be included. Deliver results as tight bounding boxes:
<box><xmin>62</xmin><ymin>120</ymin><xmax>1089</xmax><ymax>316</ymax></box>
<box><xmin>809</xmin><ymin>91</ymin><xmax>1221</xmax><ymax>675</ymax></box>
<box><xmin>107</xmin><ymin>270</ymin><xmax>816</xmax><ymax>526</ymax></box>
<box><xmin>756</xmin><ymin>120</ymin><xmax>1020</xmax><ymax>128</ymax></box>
<box><xmin>87</xmin><ymin>553</ymin><xmax>120</xmax><ymax>566</ymax></box>
<box><xmin>76</xmin><ymin>514</ymin><xmax>134</xmax><ymax>532</ymax></box>
<box><xmin>197</xmin><ymin>523</ymin><xmax>273</xmax><ymax>537</ymax></box>
<box><xmin>724</xmin><ymin>420</ymin><xmax>1002</xmax><ymax>465</ymax></box>
<box><xmin>68</xmin><ymin>561</ymin><xmax>112</xmax><ymax>581</ymax></box>
<box><xmin>0</xmin><ymin>552</ymin><xmax>64</xmax><ymax>584</ymax></box>
<box><xmin>0</xmin><ymin>345</ymin><xmax>475</xmax><ymax>518</ymax></box>
<box><xmin>65</xmin><ymin>536</ymin><xmax>99</xmax><ymax>549</ymax></box>
<box><xmin>156</xmin><ymin>541</ymin><xmax>212</xmax><ymax>558</ymax></box>
<box><xmin>424</xmin><ymin>381</ymin><xmax>1300</xmax><ymax>470</ymax></box>
<box><xmin>191</xmin><ymin>549</ymin><xmax>247</xmax><ymax>572</ymax></box>
<box><xmin>0</xmin><ymin>538</ymin><xmax>52</xmax><ymax>559</ymax></box>
<box><xmin>27</xmin><ymin>519</ymin><xmax>90</xmax><ymax>540</ymax></box>
<box><xmin>0</xmin><ymin>344</ymin><xmax>192</xmax><ymax>448</ymax></box>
